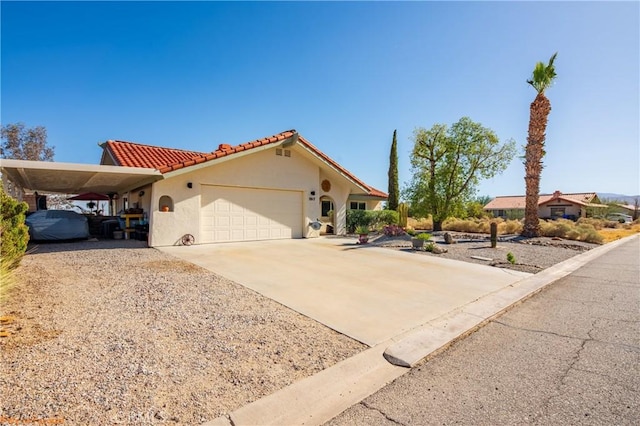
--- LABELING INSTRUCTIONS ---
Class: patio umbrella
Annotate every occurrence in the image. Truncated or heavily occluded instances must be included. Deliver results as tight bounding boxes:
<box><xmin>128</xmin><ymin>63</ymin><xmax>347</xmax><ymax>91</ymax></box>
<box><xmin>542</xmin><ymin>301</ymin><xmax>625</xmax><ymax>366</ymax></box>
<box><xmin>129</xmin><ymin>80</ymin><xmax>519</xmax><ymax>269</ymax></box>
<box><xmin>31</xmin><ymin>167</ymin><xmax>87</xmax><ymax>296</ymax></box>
<box><xmin>67</xmin><ymin>192</ymin><xmax>110</xmax><ymax>201</ymax></box>
<box><xmin>67</xmin><ymin>192</ymin><xmax>110</xmax><ymax>213</ymax></box>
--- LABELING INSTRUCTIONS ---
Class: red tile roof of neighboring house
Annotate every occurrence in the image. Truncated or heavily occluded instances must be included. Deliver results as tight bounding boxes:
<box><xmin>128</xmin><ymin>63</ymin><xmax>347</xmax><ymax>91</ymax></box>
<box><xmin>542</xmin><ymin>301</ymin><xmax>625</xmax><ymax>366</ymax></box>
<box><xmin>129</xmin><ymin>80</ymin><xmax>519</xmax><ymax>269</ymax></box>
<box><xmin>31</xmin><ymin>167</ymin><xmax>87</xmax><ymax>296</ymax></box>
<box><xmin>101</xmin><ymin>130</ymin><xmax>387</xmax><ymax>198</ymax></box>
<box><xmin>484</xmin><ymin>191</ymin><xmax>600</xmax><ymax>210</ymax></box>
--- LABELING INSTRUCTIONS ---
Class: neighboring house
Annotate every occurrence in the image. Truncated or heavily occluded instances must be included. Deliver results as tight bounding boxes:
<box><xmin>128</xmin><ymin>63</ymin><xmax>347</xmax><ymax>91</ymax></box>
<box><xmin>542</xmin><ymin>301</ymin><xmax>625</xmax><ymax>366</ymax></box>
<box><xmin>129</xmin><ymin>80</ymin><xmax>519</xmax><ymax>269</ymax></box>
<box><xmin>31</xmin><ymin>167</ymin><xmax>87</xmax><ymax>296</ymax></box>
<box><xmin>99</xmin><ymin>130</ymin><xmax>386</xmax><ymax>246</ymax></box>
<box><xmin>484</xmin><ymin>191</ymin><xmax>607</xmax><ymax>220</ymax></box>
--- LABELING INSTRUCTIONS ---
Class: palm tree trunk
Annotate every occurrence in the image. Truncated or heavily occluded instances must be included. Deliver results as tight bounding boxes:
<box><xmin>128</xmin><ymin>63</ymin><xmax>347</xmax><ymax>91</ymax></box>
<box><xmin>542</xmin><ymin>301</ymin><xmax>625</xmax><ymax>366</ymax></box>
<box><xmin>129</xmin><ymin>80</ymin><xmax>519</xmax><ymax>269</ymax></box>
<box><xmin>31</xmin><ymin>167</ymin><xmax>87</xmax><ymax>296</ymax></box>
<box><xmin>523</xmin><ymin>93</ymin><xmax>551</xmax><ymax>237</ymax></box>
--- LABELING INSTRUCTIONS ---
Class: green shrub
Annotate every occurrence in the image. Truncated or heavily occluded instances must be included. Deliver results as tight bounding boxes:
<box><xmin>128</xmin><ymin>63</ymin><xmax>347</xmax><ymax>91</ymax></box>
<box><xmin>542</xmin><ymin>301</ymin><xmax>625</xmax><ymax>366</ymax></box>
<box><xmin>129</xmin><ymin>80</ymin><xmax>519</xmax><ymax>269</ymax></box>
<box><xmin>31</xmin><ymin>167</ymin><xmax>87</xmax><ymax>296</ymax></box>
<box><xmin>406</xmin><ymin>228</ymin><xmax>416</xmax><ymax>236</ymax></box>
<box><xmin>415</xmin><ymin>232</ymin><xmax>432</xmax><ymax>241</ymax></box>
<box><xmin>1</xmin><ymin>187</ymin><xmax>29</xmax><ymax>271</ymax></box>
<box><xmin>506</xmin><ymin>252</ymin><xmax>516</xmax><ymax>265</ymax></box>
<box><xmin>346</xmin><ymin>210</ymin><xmax>371</xmax><ymax>233</ymax></box>
<box><xmin>346</xmin><ymin>209</ymin><xmax>398</xmax><ymax>233</ymax></box>
<box><xmin>370</xmin><ymin>210</ymin><xmax>399</xmax><ymax>229</ymax></box>
<box><xmin>355</xmin><ymin>225</ymin><xmax>370</xmax><ymax>235</ymax></box>
<box><xmin>424</xmin><ymin>242</ymin><xmax>436</xmax><ymax>252</ymax></box>
<box><xmin>1</xmin><ymin>188</ymin><xmax>29</xmax><ymax>302</ymax></box>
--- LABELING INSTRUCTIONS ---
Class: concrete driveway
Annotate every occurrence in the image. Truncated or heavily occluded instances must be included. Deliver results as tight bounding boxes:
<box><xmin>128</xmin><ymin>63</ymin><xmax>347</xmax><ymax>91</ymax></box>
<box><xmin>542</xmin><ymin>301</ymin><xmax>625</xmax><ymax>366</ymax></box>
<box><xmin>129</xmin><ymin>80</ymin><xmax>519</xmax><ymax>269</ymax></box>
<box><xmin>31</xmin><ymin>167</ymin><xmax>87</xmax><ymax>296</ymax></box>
<box><xmin>158</xmin><ymin>237</ymin><xmax>530</xmax><ymax>346</ymax></box>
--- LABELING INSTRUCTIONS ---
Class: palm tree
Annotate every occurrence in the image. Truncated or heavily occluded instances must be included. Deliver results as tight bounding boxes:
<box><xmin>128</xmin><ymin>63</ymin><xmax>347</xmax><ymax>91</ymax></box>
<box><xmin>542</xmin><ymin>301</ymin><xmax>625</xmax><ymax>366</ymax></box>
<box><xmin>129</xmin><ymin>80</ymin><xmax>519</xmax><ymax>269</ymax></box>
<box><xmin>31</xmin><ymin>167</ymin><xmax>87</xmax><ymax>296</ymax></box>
<box><xmin>522</xmin><ymin>53</ymin><xmax>557</xmax><ymax>237</ymax></box>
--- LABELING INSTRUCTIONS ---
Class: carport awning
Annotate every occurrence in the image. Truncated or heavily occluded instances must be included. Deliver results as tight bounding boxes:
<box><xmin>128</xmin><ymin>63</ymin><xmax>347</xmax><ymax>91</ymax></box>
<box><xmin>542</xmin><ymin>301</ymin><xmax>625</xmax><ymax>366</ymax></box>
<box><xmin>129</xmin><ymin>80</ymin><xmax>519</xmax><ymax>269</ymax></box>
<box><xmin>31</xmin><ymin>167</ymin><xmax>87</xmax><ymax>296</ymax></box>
<box><xmin>0</xmin><ymin>159</ymin><xmax>163</xmax><ymax>194</ymax></box>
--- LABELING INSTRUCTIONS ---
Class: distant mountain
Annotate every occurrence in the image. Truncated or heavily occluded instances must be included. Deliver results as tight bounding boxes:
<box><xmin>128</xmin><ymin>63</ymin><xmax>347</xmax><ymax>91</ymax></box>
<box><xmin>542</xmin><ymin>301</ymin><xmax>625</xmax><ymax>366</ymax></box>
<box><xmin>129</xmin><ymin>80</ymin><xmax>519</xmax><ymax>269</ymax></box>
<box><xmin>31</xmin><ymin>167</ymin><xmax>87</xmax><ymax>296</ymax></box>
<box><xmin>597</xmin><ymin>193</ymin><xmax>640</xmax><ymax>204</ymax></box>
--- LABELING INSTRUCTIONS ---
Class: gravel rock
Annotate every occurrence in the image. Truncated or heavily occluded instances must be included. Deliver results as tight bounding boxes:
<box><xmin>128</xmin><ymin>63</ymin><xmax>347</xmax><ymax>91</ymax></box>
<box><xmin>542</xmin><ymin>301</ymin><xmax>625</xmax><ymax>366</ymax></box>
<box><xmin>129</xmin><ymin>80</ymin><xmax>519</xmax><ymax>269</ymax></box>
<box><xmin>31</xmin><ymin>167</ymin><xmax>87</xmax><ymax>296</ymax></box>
<box><xmin>1</xmin><ymin>240</ymin><xmax>365</xmax><ymax>425</ymax></box>
<box><xmin>371</xmin><ymin>231</ymin><xmax>598</xmax><ymax>274</ymax></box>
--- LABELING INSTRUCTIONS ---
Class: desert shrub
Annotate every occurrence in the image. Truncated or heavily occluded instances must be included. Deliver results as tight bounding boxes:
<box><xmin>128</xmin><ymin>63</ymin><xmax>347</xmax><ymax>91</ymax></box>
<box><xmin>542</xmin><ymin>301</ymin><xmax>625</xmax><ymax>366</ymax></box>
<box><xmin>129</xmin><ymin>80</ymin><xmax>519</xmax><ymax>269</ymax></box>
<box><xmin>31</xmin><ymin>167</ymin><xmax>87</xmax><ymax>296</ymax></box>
<box><xmin>540</xmin><ymin>219</ymin><xmax>573</xmax><ymax>237</ymax></box>
<box><xmin>538</xmin><ymin>219</ymin><xmax>604</xmax><ymax>244</ymax></box>
<box><xmin>577</xmin><ymin>217</ymin><xmax>605</xmax><ymax>230</ymax></box>
<box><xmin>576</xmin><ymin>224</ymin><xmax>604</xmax><ymax>244</ymax></box>
<box><xmin>0</xmin><ymin>253</ymin><xmax>17</xmax><ymax>302</ymax></box>
<box><xmin>424</xmin><ymin>242</ymin><xmax>436</xmax><ymax>252</ymax></box>
<box><xmin>506</xmin><ymin>252</ymin><xmax>516</xmax><ymax>264</ymax></box>
<box><xmin>408</xmin><ymin>216</ymin><xmax>433</xmax><ymax>230</ymax></box>
<box><xmin>383</xmin><ymin>224</ymin><xmax>405</xmax><ymax>237</ymax></box>
<box><xmin>502</xmin><ymin>219</ymin><xmax>523</xmax><ymax>234</ymax></box>
<box><xmin>406</xmin><ymin>228</ymin><xmax>416</xmax><ymax>236</ymax></box>
<box><xmin>444</xmin><ymin>217</ymin><xmax>491</xmax><ymax>234</ymax></box>
<box><xmin>441</xmin><ymin>217</ymin><xmax>522</xmax><ymax>235</ymax></box>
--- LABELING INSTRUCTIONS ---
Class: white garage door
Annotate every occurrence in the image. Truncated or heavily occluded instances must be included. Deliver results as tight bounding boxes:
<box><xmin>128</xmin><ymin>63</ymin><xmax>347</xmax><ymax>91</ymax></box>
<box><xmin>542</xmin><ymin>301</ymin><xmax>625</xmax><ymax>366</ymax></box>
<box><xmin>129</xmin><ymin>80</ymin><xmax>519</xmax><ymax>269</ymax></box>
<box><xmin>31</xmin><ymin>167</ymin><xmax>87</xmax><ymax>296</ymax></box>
<box><xmin>201</xmin><ymin>185</ymin><xmax>303</xmax><ymax>243</ymax></box>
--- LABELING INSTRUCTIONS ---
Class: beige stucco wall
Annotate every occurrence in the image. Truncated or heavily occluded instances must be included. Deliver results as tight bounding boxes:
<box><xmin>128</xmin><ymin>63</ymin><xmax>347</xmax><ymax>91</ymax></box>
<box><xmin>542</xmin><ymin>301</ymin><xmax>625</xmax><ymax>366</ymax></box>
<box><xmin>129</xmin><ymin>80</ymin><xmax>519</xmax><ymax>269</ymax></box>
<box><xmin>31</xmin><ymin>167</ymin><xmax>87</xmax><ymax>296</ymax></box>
<box><xmin>538</xmin><ymin>203</ymin><xmax>582</xmax><ymax>219</ymax></box>
<box><xmin>147</xmin><ymin>146</ymin><xmax>353</xmax><ymax>246</ymax></box>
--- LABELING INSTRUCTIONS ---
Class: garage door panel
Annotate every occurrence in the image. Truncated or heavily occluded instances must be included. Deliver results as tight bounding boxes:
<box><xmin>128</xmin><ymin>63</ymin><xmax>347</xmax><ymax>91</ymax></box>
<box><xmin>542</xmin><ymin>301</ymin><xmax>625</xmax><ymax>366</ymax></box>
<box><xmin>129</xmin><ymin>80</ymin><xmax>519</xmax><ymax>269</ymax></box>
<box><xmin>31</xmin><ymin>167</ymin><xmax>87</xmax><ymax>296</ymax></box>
<box><xmin>201</xmin><ymin>186</ymin><xmax>302</xmax><ymax>243</ymax></box>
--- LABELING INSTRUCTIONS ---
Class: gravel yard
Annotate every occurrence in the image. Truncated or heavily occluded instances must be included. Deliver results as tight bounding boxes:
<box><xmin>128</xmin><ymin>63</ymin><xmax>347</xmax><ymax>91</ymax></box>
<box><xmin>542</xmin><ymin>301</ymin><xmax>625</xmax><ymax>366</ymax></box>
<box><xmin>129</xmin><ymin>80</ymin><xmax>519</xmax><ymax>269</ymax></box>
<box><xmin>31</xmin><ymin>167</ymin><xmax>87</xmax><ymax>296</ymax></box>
<box><xmin>371</xmin><ymin>231</ymin><xmax>598</xmax><ymax>274</ymax></box>
<box><xmin>0</xmin><ymin>234</ymin><xmax>597</xmax><ymax>424</ymax></box>
<box><xmin>0</xmin><ymin>240</ymin><xmax>365</xmax><ymax>425</ymax></box>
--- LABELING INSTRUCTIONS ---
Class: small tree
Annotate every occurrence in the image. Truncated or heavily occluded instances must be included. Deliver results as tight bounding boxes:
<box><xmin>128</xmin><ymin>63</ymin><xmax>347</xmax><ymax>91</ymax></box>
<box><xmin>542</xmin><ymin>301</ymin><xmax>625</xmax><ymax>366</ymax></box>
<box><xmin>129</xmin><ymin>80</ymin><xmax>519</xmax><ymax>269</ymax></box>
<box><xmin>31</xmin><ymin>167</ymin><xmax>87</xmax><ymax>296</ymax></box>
<box><xmin>387</xmin><ymin>129</ymin><xmax>399</xmax><ymax>211</ymax></box>
<box><xmin>406</xmin><ymin>117</ymin><xmax>516</xmax><ymax>231</ymax></box>
<box><xmin>1</xmin><ymin>123</ymin><xmax>54</xmax><ymax>161</ymax></box>
<box><xmin>1</xmin><ymin>123</ymin><xmax>55</xmax><ymax>197</ymax></box>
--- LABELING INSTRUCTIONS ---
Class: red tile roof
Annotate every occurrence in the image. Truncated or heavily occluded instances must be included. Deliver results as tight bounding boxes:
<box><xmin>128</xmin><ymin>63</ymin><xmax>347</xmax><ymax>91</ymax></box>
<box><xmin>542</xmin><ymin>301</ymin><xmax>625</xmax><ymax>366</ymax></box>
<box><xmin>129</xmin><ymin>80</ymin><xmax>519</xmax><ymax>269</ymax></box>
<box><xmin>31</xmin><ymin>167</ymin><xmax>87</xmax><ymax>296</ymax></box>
<box><xmin>484</xmin><ymin>192</ymin><xmax>600</xmax><ymax>210</ymax></box>
<box><xmin>101</xmin><ymin>130</ymin><xmax>387</xmax><ymax>198</ymax></box>
<box><xmin>102</xmin><ymin>140</ymin><xmax>207</xmax><ymax>169</ymax></box>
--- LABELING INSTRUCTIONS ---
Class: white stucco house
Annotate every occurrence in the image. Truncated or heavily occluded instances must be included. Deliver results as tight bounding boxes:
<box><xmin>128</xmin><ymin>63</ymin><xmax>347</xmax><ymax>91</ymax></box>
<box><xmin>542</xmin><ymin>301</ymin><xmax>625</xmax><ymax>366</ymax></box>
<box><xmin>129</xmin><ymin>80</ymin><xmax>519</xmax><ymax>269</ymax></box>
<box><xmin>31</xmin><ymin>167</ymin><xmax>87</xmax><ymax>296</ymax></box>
<box><xmin>2</xmin><ymin>130</ymin><xmax>387</xmax><ymax>247</ymax></box>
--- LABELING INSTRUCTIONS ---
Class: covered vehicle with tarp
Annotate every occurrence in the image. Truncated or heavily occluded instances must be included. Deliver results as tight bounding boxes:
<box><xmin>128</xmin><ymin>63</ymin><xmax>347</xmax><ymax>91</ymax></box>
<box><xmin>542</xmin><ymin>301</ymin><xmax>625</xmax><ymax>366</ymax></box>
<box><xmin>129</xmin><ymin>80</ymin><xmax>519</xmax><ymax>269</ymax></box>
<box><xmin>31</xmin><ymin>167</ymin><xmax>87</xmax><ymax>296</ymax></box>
<box><xmin>25</xmin><ymin>210</ymin><xmax>90</xmax><ymax>240</ymax></box>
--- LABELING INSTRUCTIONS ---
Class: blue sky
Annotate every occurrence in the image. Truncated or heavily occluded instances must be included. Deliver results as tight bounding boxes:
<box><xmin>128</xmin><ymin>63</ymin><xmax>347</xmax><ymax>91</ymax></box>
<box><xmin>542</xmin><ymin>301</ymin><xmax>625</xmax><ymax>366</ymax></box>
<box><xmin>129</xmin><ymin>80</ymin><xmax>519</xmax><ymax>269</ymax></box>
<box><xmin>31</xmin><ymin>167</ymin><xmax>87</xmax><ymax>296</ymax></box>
<box><xmin>2</xmin><ymin>1</ymin><xmax>639</xmax><ymax>198</ymax></box>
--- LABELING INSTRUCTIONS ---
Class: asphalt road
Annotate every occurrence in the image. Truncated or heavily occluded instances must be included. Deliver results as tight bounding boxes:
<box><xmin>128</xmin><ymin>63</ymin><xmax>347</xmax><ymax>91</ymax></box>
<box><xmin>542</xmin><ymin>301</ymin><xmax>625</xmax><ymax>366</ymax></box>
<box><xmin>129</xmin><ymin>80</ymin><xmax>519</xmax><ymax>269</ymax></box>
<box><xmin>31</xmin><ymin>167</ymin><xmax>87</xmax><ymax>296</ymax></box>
<box><xmin>326</xmin><ymin>236</ymin><xmax>640</xmax><ymax>426</ymax></box>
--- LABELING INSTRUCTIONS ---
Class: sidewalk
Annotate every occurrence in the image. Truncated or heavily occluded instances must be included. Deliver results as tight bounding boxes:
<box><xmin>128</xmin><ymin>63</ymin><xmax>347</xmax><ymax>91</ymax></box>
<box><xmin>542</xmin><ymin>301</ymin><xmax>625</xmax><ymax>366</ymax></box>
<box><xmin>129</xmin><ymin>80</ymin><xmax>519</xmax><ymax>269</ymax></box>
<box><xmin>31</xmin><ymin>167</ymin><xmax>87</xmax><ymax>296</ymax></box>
<box><xmin>327</xmin><ymin>235</ymin><xmax>639</xmax><ymax>425</ymax></box>
<box><xmin>205</xmin><ymin>235</ymin><xmax>639</xmax><ymax>426</ymax></box>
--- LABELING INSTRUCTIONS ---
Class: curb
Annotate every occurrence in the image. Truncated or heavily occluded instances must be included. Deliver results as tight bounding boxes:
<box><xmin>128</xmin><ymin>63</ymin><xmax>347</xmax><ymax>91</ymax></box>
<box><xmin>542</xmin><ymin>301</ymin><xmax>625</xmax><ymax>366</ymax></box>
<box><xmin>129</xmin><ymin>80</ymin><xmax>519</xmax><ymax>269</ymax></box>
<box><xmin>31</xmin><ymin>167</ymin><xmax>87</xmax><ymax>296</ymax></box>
<box><xmin>206</xmin><ymin>234</ymin><xmax>638</xmax><ymax>425</ymax></box>
<box><xmin>383</xmin><ymin>233</ymin><xmax>639</xmax><ymax>367</ymax></box>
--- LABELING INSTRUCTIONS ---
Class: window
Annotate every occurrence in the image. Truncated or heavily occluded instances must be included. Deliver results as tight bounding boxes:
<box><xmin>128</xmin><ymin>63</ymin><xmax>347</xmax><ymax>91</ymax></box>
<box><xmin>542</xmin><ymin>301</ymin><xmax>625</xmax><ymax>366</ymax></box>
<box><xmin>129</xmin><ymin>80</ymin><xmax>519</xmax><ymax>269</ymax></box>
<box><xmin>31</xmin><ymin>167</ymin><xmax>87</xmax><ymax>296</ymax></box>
<box><xmin>321</xmin><ymin>200</ymin><xmax>334</xmax><ymax>217</ymax></box>
<box><xmin>349</xmin><ymin>202</ymin><xmax>366</xmax><ymax>210</ymax></box>
<box><xmin>550</xmin><ymin>207</ymin><xmax>565</xmax><ymax>218</ymax></box>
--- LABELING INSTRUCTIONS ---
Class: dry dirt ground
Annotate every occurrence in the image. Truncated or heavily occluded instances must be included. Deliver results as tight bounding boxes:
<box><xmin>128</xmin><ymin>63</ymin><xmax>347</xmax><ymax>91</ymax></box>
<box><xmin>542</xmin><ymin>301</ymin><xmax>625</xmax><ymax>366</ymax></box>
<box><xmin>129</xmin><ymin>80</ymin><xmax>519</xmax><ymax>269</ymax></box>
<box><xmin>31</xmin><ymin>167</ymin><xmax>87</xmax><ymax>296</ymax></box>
<box><xmin>0</xmin><ymin>240</ymin><xmax>365</xmax><ymax>425</ymax></box>
<box><xmin>0</xmin><ymin>234</ymin><xmax>597</xmax><ymax>424</ymax></box>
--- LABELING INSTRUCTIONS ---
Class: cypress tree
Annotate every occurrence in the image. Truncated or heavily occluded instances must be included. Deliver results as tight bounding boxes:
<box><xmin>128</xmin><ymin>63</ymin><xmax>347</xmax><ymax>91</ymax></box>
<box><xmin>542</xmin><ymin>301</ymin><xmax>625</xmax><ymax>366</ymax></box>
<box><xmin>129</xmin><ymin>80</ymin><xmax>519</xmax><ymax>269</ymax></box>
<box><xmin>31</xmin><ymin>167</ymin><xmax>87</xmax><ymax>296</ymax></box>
<box><xmin>387</xmin><ymin>129</ymin><xmax>399</xmax><ymax>210</ymax></box>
